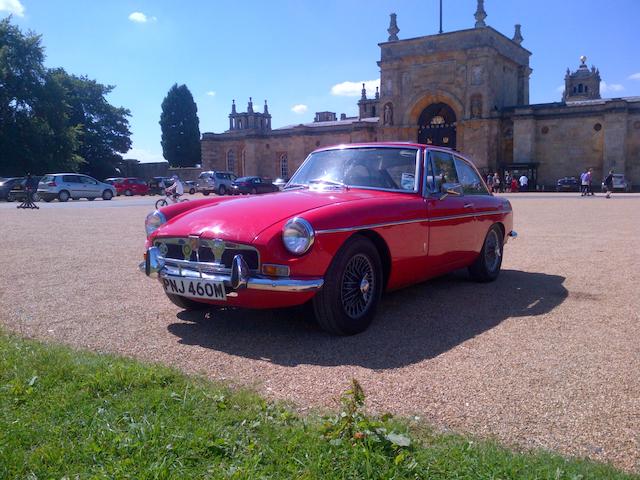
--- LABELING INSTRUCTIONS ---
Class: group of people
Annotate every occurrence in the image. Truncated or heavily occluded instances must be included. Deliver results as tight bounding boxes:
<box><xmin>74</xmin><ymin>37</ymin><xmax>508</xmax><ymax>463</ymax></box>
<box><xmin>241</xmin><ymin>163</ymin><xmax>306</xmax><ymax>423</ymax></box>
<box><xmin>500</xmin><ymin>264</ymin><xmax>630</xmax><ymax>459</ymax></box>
<box><xmin>486</xmin><ymin>172</ymin><xmax>529</xmax><ymax>193</ymax></box>
<box><xmin>581</xmin><ymin>168</ymin><xmax>616</xmax><ymax>198</ymax></box>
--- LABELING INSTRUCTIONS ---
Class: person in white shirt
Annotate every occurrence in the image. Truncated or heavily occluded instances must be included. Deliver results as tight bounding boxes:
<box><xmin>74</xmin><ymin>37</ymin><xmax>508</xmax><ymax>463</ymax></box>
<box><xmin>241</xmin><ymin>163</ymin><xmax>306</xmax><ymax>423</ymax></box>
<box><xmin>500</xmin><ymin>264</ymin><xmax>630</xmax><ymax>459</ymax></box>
<box><xmin>519</xmin><ymin>174</ymin><xmax>529</xmax><ymax>191</ymax></box>
<box><xmin>165</xmin><ymin>175</ymin><xmax>184</xmax><ymax>201</ymax></box>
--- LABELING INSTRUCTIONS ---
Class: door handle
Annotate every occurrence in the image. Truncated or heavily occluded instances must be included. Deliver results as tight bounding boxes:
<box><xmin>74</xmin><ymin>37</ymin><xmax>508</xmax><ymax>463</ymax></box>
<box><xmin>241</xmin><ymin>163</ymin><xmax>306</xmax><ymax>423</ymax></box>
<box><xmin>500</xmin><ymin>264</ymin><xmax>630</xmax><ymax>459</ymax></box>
<box><xmin>463</xmin><ymin>203</ymin><xmax>474</xmax><ymax>209</ymax></box>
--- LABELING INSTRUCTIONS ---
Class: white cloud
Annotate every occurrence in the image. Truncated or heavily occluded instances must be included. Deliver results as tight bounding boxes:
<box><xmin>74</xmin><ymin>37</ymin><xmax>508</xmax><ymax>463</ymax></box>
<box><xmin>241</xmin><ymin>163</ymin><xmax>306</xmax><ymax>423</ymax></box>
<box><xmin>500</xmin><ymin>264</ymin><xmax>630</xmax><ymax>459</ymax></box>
<box><xmin>291</xmin><ymin>104</ymin><xmax>308</xmax><ymax>114</ymax></box>
<box><xmin>600</xmin><ymin>81</ymin><xmax>624</xmax><ymax>93</ymax></box>
<box><xmin>628</xmin><ymin>72</ymin><xmax>640</xmax><ymax>81</ymax></box>
<box><xmin>331</xmin><ymin>79</ymin><xmax>380</xmax><ymax>97</ymax></box>
<box><xmin>124</xmin><ymin>148</ymin><xmax>166</xmax><ymax>163</ymax></box>
<box><xmin>128</xmin><ymin>11</ymin><xmax>156</xmax><ymax>23</ymax></box>
<box><xmin>0</xmin><ymin>0</ymin><xmax>25</xmax><ymax>16</ymax></box>
<box><xmin>206</xmin><ymin>91</ymin><xmax>216</xmax><ymax>97</ymax></box>
<box><xmin>556</xmin><ymin>84</ymin><xmax>565</xmax><ymax>93</ymax></box>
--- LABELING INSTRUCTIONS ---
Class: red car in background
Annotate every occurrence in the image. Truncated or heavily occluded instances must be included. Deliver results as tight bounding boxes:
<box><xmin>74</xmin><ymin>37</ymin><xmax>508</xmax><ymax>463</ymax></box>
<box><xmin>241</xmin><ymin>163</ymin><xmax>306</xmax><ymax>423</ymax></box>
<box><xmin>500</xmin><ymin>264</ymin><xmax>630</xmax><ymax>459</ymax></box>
<box><xmin>141</xmin><ymin>143</ymin><xmax>516</xmax><ymax>335</ymax></box>
<box><xmin>114</xmin><ymin>177</ymin><xmax>149</xmax><ymax>196</ymax></box>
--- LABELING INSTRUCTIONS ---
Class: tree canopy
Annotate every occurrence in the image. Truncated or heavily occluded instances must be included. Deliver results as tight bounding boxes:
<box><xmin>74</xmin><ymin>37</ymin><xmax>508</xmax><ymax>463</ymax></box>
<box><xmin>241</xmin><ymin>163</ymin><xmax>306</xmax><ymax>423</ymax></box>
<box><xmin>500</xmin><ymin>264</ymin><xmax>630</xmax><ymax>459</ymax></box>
<box><xmin>160</xmin><ymin>84</ymin><xmax>201</xmax><ymax>167</ymax></box>
<box><xmin>0</xmin><ymin>17</ymin><xmax>131</xmax><ymax>178</ymax></box>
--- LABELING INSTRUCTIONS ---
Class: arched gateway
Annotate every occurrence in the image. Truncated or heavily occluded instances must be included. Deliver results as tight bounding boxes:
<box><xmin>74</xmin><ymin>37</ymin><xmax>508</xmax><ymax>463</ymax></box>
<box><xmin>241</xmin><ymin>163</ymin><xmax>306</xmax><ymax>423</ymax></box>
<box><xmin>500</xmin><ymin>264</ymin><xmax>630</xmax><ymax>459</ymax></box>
<box><xmin>417</xmin><ymin>103</ymin><xmax>457</xmax><ymax>149</ymax></box>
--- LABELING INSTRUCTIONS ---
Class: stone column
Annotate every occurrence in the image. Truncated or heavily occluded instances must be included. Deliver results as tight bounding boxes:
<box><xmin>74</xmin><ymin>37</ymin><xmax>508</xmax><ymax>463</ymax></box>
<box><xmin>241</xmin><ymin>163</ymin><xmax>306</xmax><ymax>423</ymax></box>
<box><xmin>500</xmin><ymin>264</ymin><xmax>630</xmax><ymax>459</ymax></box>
<box><xmin>512</xmin><ymin>110</ymin><xmax>536</xmax><ymax>163</ymax></box>
<box><xmin>603</xmin><ymin>104</ymin><xmax>628</xmax><ymax>173</ymax></box>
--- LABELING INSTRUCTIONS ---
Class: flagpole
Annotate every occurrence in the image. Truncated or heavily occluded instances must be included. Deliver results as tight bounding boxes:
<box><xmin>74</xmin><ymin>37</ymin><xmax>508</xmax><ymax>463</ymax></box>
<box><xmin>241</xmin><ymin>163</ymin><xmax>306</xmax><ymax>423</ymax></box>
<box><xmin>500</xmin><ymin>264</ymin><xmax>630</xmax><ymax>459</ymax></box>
<box><xmin>439</xmin><ymin>0</ymin><xmax>443</xmax><ymax>34</ymax></box>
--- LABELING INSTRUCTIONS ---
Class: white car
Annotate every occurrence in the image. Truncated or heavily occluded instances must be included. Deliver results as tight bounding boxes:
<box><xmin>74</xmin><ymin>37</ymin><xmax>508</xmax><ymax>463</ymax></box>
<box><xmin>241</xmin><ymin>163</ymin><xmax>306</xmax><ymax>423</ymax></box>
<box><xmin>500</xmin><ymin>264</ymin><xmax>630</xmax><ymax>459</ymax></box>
<box><xmin>197</xmin><ymin>171</ymin><xmax>237</xmax><ymax>195</ymax></box>
<box><xmin>601</xmin><ymin>174</ymin><xmax>632</xmax><ymax>193</ymax></box>
<box><xmin>38</xmin><ymin>173</ymin><xmax>116</xmax><ymax>202</ymax></box>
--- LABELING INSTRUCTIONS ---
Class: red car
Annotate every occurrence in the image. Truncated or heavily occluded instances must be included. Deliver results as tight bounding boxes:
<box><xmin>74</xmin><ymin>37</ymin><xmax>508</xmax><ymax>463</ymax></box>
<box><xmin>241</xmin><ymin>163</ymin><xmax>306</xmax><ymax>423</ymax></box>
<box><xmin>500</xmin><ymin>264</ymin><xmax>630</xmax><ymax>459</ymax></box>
<box><xmin>141</xmin><ymin>143</ymin><xmax>516</xmax><ymax>335</ymax></box>
<box><xmin>114</xmin><ymin>177</ymin><xmax>149</xmax><ymax>196</ymax></box>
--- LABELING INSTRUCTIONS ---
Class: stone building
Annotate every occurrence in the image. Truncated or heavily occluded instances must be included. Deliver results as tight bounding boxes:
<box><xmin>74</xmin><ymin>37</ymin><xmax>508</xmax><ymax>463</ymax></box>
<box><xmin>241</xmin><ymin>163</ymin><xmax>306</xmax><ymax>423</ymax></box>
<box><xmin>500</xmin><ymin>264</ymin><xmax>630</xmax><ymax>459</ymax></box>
<box><xmin>201</xmin><ymin>1</ymin><xmax>639</xmax><ymax>189</ymax></box>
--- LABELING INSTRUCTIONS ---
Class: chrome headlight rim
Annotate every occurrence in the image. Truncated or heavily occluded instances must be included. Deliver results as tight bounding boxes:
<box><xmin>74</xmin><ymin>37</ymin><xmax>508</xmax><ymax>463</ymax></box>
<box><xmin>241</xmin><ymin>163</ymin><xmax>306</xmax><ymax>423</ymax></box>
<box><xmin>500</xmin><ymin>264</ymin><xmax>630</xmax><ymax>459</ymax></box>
<box><xmin>145</xmin><ymin>210</ymin><xmax>167</xmax><ymax>237</ymax></box>
<box><xmin>282</xmin><ymin>217</ymin><xmax>315</xmax><ymax>255</ymax></box>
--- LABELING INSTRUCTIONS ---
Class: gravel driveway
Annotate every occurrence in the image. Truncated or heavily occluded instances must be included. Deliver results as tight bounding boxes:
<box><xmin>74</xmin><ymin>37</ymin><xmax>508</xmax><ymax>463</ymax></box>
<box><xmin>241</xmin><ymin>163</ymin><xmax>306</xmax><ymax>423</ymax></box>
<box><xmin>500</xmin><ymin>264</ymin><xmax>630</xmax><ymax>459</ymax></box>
<box><xmin>1</xmin><ymin>193</ymin><xmax>638</xmax><ymax>472</ymax></box>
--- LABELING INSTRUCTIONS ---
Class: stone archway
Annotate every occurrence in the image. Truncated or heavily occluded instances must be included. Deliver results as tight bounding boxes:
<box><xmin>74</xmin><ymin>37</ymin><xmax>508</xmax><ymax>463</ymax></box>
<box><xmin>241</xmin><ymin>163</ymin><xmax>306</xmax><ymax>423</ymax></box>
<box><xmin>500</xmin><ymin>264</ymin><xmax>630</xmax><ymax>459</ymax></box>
<box><xmin>417</xmin><ymin>103</ymin><xmax>457</xmax><ymax>148</ymax></box>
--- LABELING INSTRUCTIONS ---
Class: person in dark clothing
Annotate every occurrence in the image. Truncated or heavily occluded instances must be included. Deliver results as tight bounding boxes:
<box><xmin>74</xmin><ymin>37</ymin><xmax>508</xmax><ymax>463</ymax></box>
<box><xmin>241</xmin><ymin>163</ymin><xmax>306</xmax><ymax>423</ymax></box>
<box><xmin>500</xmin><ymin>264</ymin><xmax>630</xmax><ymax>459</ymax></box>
<box><xmin>604</xmin><ymin>170</ymin><xmax>614</xmax><ymax>198</ymax></box>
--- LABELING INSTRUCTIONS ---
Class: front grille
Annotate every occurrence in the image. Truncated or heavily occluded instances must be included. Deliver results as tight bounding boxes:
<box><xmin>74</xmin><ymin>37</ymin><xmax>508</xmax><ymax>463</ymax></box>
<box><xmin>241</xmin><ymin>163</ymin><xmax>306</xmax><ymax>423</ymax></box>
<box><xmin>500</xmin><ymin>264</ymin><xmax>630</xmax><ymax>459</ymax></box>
<box><xmin>155</xmin><ymin>238</ymin><xmax>260</xmax><ymax>270</ymax></box>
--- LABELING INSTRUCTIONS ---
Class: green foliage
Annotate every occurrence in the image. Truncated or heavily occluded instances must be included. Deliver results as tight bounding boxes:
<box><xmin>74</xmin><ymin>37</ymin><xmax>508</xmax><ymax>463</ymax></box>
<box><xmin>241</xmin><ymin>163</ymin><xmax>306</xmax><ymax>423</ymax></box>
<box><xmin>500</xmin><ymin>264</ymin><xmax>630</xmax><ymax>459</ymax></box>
<box><xmin>0</xmin><ymin>332</ymin><xmax>636</xmax><ymax>479</ymax></box>
<box><xmin>160</xmin><ymin>83</ymin><xmax>201</xmax><ymax>167</ymax></box>
<box><xmin>0</xmin><ymin>17</ymin><xmax>130</xmax><ymax>177</ymax></box>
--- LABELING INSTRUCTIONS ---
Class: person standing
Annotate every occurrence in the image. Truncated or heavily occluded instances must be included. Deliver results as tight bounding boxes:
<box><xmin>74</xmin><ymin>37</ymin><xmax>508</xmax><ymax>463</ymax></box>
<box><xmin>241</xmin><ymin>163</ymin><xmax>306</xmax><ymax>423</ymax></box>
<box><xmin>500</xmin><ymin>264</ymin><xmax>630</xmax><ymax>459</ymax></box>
<box><xmin>511</xmin><ymin>176</ymin><xmax>518</xmax><ymax>192</ymax></box>
<box><xmin>493</xmin><ymin>173</ymin><xmax>501</xmax><ymax>193</ymax></box>
<box><xmin>604</xmin><ymin>169</ymin><xmax>614</xmax><ymax>198</ymax></box>
<box><xmin>586</xmin><ymin>168</ymin><xmax>594</xmax><ymax>196</ymax></box>
<box><xmin>580</xmin><ymin>169</ymin><xmax>588</xmax><ymax>196</ymax></box>
<box><xmin>519</xmin><ymin>174</ymin><xmax>528</xmax><ymax>191</ymax></box>
<box><xmin>504</xmin><ymin>172</ymin><xmax>512</xmax><ymax>192</ymax></box>
<box><xmin>486</xmin><ymin>173</ymin><xmax>494</xmax><ymax>192</ymax></box>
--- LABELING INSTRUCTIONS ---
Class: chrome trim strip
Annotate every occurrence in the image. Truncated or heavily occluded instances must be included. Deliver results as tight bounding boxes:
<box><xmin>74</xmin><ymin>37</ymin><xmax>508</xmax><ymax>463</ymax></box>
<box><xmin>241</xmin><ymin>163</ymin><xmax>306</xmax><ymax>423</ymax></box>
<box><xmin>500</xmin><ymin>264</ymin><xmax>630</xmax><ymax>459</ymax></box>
<box><xmin>315</xmin><ymin>209</ymin><xmax>512</xmax><ymax>234</ymax></box>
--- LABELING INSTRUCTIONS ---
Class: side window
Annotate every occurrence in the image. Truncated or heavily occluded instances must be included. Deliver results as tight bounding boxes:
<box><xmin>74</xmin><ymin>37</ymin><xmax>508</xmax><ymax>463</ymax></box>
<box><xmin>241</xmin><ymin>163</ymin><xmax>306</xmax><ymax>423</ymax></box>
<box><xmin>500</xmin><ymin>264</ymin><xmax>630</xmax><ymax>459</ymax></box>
<box><xmin>454</xmin><ymin>157</ymin><xmax>489</xmax><ymax>195</ymax></box>
<box><xmin>430</xmin><ymin>151</ymin><xmax>459</xmax><ymax>193</ymax></box>
<box><xmin>63</xmin><ymin>175</ymin><xmax>79</xmax><ymax>183</ymax></box>
<box><xmin>81</xmin><ymin>176</ymin><xmax>98</xmax><ymax>185</ymax></box>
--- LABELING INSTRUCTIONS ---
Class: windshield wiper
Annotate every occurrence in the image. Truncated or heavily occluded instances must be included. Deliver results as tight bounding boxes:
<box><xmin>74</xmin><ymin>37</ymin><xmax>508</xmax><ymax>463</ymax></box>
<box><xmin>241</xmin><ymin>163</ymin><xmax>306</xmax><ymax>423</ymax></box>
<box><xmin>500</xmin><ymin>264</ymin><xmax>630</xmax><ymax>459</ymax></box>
<box><xmin>308</xmin><ymin>178</ymin><xmax>349</xmax><ymax>189</ymax></box>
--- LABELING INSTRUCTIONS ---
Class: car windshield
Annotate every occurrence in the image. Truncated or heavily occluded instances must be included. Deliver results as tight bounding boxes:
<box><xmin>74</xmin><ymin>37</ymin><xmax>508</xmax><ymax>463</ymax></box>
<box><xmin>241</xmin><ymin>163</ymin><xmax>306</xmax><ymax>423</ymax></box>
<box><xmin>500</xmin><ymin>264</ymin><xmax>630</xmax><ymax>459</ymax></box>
<box><xmin>286</xmin><ymin>147</ymin><xmax>419</xmax><ymax>192</ymax></box>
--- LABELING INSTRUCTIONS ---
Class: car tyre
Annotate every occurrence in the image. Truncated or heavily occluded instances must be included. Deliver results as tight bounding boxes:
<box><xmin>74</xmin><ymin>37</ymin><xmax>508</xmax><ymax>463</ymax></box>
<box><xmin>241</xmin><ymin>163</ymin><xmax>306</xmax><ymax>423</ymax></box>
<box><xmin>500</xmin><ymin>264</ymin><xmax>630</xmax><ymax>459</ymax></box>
<box><xmin>155</xmin><ymin>198</ymin><xmax>168</xmax><ymax>209</ymax></box>
<box><xmin>125</xmin><ymin>189</ymin><xmax>132</xmax><ymax>196</ymax></box>
<box><xmin>32</xmin><ymin>192</ymin><xmax>40</xmax><ymax>202</ymax></box>
<box><xmin>165</xmin><ymin>293</ymin><xmax>216</xmax><ymax>311</ymax></box>
<box><xmin>202</xmin><ymin>191</ymin><xmax>210</xmax><ymax>196</ymax></box>
<box><xmin>6</xmin><ymin>193</ymin><xmax>15</xmax><ymax>202</ymax></box>
<box><xmin>102</xmin><ymin>190</ymin><xmax>113</xmax><ymax>200</ymax></box>
<box><xmin>468</xmin><ymin>224</ymin><xmax>503</xmax><ymax>283</ymax></box>
<box><xmin>250</xmin><ymin>187</ymin><xmax>257</xmax><ymax>195</ymax></box>
<box><xmin>58</xmin><ymin>190</ymin><xmax>70</xmax><ymax>202</ymax></box>
<box><xmin>218</xmin><ymin>185</ymin><xmax>226</xmax><ymax>195</ymax></box>
<box><xmin>88</xmin><ymin>197</ymin><xmax>95</xmax><ymax>201</ymax></box>
<box><xmin>312</xmin><ymin>235</ymin><xmax>383</xmax><ymax>335</ymax></box>
<box><xmin>189</xmin><ymin>188</ymin><xmax>196</xmax><ymax>194</ymax></box>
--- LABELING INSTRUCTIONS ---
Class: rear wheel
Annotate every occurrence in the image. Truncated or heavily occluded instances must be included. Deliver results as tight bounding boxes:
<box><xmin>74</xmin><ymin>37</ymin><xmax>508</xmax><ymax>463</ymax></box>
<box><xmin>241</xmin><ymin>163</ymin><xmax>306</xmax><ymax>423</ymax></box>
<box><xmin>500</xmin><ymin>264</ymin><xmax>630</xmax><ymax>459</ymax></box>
<box><xmin>102</xmin><ymin>190</ymin><xmax>113</xmax><ymax>200</ymax></box>
<box><xmin>58</xmin><ymin>190</ymin><xmax>70</xmax><ymax>202</ymax></box>
<box><xmin>312</xmin><ymin>236</ymin><xmax>383</xmax><ymax>335</ymax></box>
<box><xmin>202</xmin><ymin>191</ymin><xmax>210</xmax><ymax>196</ymax></box>
<box><xmin>6</xmin><ymin>193</ymin><xmax>15</xmax><ymax>202</ymax></box>
<box><xmin>250</xmin><ymin>187</ymin><xmax>257</xmax><ymax>195</ymax></box>
<box><xmin>218</xmin><ymin>185</ymin><xmax>226</xmax><ymax>195</ymax></box>
<box><xmin>468</xmin><ymin>225</ymin><xmax>503</xmax><ymax>282</ymax></box>
<box><xmin>166</xmin><ymin>293</ymin><xmax>215</xmax><ymax>310</ymax></box>
<box><xmin>125</xmin><ymin>189</ymin><xmax>132</xmax><ymax>196</ymax></box>
<box><xmin>155</xmin><ymin>198</ymin><xmax>168</xmax><ymax>208</ymax></box>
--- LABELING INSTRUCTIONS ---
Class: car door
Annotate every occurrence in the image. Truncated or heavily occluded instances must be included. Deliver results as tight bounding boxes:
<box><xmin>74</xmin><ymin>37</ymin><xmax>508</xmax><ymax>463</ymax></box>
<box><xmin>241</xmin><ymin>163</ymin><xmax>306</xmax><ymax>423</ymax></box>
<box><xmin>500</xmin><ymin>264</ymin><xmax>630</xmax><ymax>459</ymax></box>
<box><xmin>61</xmin><ymin>175</ymin><xmax>82</xmax><ymax>197</ymax></box>
<box><xmin>425</xmin><ymin>150</ymin><xmax>479</xmax><ymax>270</ymax></box>
<box><xmin>80</xmin><ymin>175</ymin><xmax>100</xmax><ymax>197</ymax></box>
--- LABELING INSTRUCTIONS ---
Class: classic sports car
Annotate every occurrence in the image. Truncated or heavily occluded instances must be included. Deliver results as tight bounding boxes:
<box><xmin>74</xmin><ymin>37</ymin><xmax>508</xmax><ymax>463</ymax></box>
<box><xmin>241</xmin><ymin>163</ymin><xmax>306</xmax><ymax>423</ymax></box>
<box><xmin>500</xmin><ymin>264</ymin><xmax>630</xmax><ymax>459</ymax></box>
<box><xmin>141</xmin><ymin>143</ymin><xmax>516</xmax><ymax>335</ymax></box>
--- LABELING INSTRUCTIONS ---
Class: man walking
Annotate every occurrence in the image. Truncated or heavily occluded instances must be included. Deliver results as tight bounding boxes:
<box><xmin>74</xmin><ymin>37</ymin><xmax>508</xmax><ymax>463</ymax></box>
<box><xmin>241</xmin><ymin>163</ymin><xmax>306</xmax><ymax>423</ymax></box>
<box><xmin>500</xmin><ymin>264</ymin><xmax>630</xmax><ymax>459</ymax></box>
<box><xmin>604</xmin><ymin>170</ymin><xmax>614</xmax><ymax>198</ymax></box>
<box><xmin>580</xmin><ymin>169</ymin><xmax>588</xmax><ymax>196</ymax></box>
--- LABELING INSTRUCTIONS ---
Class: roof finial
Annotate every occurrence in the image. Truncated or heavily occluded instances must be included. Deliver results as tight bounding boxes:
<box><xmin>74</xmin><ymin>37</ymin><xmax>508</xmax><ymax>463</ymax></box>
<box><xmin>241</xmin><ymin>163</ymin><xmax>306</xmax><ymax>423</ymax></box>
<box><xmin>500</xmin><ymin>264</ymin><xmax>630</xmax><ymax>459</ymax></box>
<box><xmin>387</xmin><ymin>13</ymin><xmax>399</xmax><ymax>41</ymax></box>
<box><xmin>512</xmin><ymin>24</ymin><xmax>523</xmax><ymax>44</ymax></box>
<box><xmin>247</xmin><ymin>97</ymin><xmax>254</xmax><ymax>113</ymax></box>
<box><xmin>580</xmin><ymin>55</ymin><xmax>587</xmax><ymax>66</ymax></box>
<box><xmin>375</xmin><ymin>86</ymin><xmax>380</xmax><ymax>100</ymax></box>
<box><xmin>231</xmin><ymin>99</ymin><xmax>236</xmax><ymax>114</ymax></box>
<box><xmin>474</xmin><ymin>0</ymin><xmax>487</xmax><ymax>28</ymax></box>
<box><xmin>264</xmin><ymin>99</ymin><xmax>269</xmax><ymax>114</ymax></box>
<box><xmin>361</xmin><ymin>83</ymin><xmax>367</xmax><ymax>100</ymax></box>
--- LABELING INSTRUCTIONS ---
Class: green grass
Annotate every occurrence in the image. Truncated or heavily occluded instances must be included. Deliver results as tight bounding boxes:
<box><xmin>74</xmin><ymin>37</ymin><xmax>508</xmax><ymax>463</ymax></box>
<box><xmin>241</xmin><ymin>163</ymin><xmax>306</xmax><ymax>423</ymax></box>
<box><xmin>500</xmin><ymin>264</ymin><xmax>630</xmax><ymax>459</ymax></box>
<box><xmin>0</xmin><ymin>332</ymin><xmax>636</xmax><ymax>480</ymax></box>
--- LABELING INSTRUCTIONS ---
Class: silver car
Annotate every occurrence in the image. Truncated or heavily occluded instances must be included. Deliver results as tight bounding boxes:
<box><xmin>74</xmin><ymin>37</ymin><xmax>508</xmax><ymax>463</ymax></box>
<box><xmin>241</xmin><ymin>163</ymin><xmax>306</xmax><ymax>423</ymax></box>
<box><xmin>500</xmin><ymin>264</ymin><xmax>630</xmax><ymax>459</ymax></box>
<box><xmin>38</xmin><ymin>173</ymin><xmax>116</xmax><ymax>202</ymax></box>
<box><xmin>197</xmin><ymin>171</ymin><xmax>236</xmax><ymax>195</ymax></box>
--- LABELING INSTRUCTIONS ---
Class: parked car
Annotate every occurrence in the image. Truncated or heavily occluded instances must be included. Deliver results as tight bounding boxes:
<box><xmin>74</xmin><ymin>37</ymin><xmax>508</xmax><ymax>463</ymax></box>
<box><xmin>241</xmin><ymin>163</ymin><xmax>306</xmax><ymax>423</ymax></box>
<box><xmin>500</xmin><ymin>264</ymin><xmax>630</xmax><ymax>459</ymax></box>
<box><xmin>184</xmin><ymin>181</ymin><xmax>197</xmax><ymax>195</ymax></box>
<box><xmin>140</xmin><ymin>142</ymin><xmax>516</xmax><ymax>335</ymax></box>
<box><xmin>104</xmin><ymin>177</ymin><xmax>124</xmax><ymax>186</ymax></box>
<box><xmin>601</xmin><ymin>173</ymin><xmax>632</xmax><ymax>192</ymax></box>
<box><xmin>6</xmin><ymin>176</ymin><xmax>42</xmax><ymax>202</ymax></box>
<box><xmin>556</xmin><ymin>176</ymin><xmax>580</xmax><ymax>192</ymax></box>
<box><xmin>114</xmin><ymin>177</ymin><xmax>150</xmax><ymax>196</ymax></box>
<box><xmin>148</xmin><ymin>177</ymin><xmax>173</xmax><ymax>195</ymax></box>
<box><xmin>0</xmin><ymin>177</ymin><xmax>25</xmax><ymax>201</ymax></box>
<box><xmin>197</xmin><ymin>171</ymin><xmax>236</xmax><ymax>195</ymax></box>
<box><xmin>231</xmin><ymin>176</ymin><xmax>279</xmax><ymax>195</ymax></box>
<box><xmin>37</xmin><ymin>173</ymin><xmax>116</xmax><ymax>202</ymax></box>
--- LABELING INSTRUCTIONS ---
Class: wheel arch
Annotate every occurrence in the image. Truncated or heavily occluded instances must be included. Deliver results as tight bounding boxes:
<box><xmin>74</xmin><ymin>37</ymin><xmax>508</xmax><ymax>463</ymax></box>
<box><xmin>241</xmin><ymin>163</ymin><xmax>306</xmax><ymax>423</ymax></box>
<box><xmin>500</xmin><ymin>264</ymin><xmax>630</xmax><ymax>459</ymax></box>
<box><xmin>351</xmin><ymin>229</ymin><xmax>391</xmax><ymax>291</ymax></box>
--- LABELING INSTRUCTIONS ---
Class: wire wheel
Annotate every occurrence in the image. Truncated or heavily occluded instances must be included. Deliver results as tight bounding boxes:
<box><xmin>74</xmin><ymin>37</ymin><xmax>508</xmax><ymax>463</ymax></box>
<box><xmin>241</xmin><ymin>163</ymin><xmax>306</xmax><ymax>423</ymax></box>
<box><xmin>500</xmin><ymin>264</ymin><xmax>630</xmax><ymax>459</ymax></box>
<box><xmin>484</xmin><ymin>228</ymin><xmax>502</xmax><ymax>273</ymax></box>
<box><xmin>340</xmin><ymin>253</ymin><xmax>375</xmax><ymax>319</ymax></box>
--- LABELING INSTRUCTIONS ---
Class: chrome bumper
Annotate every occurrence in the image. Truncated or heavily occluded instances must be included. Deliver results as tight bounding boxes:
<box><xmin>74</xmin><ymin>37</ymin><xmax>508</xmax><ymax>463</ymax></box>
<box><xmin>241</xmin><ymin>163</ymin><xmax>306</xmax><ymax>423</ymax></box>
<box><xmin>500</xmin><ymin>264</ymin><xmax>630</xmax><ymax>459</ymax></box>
<box><xmin>139</xmin><ymin>246</ymin><xmax>323</xmax><ymax>293</ymax></box>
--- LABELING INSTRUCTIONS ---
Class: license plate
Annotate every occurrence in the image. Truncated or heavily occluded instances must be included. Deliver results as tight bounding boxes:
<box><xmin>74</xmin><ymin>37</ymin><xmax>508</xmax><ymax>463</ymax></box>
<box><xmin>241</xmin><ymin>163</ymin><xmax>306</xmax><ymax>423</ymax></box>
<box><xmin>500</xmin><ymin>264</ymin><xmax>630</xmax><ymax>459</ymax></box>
<box><xmin>162</xmin><ymin>277</ymin><xmax>226</xmax><ymax>301</ymax></box>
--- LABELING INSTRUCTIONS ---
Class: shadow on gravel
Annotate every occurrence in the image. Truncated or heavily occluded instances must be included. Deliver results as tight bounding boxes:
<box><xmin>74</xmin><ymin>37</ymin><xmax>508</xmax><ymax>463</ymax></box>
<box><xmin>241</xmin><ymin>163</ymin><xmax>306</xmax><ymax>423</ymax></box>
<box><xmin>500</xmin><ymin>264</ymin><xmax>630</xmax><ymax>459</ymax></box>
<box><xmin>168</xmin><ymin>269</ymin><xmax>568</xmax><ymax>369</ymax></box>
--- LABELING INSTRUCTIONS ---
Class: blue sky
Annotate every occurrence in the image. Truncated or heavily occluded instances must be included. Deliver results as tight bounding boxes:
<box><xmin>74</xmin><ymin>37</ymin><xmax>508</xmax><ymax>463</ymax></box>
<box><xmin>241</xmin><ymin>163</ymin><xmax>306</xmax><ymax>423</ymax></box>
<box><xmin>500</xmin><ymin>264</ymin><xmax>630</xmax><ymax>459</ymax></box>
<box><xmin>4</xmin><ymin>0</ymin><xmax>640</xmax><ymax>163</ymax></box>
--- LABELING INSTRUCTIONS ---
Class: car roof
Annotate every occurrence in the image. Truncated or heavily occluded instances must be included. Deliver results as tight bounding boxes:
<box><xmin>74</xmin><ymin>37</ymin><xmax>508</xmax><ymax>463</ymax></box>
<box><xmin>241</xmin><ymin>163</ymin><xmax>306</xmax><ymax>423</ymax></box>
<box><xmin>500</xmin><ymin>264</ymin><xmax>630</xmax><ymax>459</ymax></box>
<box><xmin>311</xmin><ymin>141</ymin><xmax>455</xmax><ymax>153</ymax></box>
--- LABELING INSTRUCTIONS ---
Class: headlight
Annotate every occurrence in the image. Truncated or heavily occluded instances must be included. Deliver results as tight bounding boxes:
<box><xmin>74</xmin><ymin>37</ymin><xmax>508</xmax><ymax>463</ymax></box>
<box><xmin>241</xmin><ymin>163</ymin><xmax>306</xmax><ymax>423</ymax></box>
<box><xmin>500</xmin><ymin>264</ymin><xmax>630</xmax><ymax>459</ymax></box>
<box><xmin>282</xmin><ymin>217</ymin><xmax>315</xmax><ymax>255</ymax></box>
<box><xmin>145</xmin><ymin>210</ymin><xmax>167</xmax><ymax>237</ymax></box>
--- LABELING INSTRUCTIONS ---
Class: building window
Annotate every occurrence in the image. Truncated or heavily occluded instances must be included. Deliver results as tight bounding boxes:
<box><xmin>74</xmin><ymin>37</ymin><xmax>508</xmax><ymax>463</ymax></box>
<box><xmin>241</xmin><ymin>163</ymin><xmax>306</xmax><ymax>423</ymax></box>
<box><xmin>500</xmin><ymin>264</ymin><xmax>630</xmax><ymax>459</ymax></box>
<box><xmin>280</xmin><ymin>154</ymin><xmax>288</xmax><ymax>179</ymax></box>
<box><xmin>541</xmin><ymin>126</ymin><xmax>549</xmax><ymax>135</ymax></box>
<box><xmin>594</xmin><ymin>123</ymin><xmax>602</xmax><ymax>132</ymax></box>
<box><xmin>578</xmin><ymin>84</ymin><xmax>583</xmax><ymax>93</ymax></box>
<box><xmin>227</xmin><ymin>150</ymin><xmax>236</xmax><ymax>173</ymax></box>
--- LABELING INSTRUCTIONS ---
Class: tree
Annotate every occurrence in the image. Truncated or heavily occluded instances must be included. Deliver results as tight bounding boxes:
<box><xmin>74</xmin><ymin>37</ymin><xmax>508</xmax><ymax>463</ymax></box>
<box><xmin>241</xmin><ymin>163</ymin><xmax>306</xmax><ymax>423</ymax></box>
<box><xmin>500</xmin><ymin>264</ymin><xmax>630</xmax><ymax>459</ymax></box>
<box><xmin>0</xmin><ymin>17</ymin><xmax>81</xmax><ymax>175</ymax></box>
<box><xmin>50</xmin><ymin>68</ymin><xmax>132</xmax><ymax>179</ymax></box>
<box><xmin>160</xmin><ymin>84</ymin><xmax>201</xmax><ymax>167</ymax></box>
